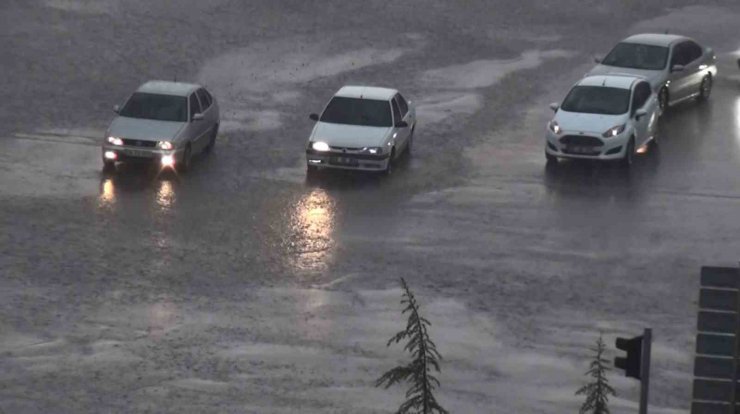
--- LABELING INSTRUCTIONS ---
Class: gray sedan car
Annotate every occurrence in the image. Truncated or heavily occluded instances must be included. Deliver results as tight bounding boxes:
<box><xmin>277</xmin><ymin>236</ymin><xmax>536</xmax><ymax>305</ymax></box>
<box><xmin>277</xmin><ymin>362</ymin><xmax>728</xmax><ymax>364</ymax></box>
<box><xmin>102</xmin><ymin>81</ymin><xmax>219</xmax><ymax>172</ymax></box>
<box><xmin>589</xmin><ymin>34</ymin><xmax>717</xmax><ymax>112</ymax></box>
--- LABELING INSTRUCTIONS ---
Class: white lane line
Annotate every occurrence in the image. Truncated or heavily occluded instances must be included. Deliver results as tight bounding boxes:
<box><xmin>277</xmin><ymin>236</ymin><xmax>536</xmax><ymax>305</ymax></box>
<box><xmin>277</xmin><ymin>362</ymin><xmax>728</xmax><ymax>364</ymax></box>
<box><xmin>11</xmin><ymin>132</ymin><xmax>99</xmax><ymax>147</ymax></box>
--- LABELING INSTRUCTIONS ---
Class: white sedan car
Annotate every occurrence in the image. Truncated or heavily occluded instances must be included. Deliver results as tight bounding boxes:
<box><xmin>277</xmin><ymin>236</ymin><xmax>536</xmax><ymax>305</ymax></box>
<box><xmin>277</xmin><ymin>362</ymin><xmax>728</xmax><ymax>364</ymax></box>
<box><xmin>589</xmin><ymin>34</ymin><xmax>717</xmax><ymax>112</ymax></box>
<box><xmin>306</xmin><ymin>86</ymin><xmax>416</xmax><ymax>174</ymax></box>
<box><xmin>545</xmin><ymin>74</ymin><xmax>660</xmax><ymax>166</ymax></box>
<box><xmin>102</xmin><ymin>81</ymin><xmax>219</xmax><ymax>172</ymax></box>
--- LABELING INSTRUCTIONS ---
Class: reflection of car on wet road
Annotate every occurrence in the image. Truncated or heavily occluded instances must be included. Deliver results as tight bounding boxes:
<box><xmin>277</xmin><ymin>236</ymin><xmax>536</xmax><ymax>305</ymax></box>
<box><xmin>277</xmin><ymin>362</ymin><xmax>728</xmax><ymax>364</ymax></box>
<box><xmin>306</xmin><ymin>86</ymin><xmax>416</xmax><ymax>175</ymax></box>
<box><xmin>102</xmin><ymin>81</ymin><xmax>219</xmax><ymax>172</ymax></box>
<box><xmin>545</xmin><ymin>74</ymin><xmax>660</xmax><ymax>166</ymax></box>
<box><xmin>589</xmin><ymin>34</ymin><xmax>717</xmax><ymax>112</ymax></box>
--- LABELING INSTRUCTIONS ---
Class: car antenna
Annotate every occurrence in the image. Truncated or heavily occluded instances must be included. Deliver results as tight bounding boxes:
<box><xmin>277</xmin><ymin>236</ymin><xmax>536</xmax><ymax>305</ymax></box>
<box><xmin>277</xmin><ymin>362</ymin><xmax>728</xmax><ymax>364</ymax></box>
<box><xmin>602</xmin><ymin>78</ymin><xmax>607</xmax><ymax>86</ymax></box>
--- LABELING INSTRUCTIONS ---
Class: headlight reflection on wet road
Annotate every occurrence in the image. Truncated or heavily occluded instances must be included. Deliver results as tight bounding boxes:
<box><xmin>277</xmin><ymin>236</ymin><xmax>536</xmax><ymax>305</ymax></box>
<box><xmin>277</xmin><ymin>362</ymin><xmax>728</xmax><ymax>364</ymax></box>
<box><xmin>286</xmin><ymin>188</ymin><xmax>337</xmax><ymax>274</ymax></box>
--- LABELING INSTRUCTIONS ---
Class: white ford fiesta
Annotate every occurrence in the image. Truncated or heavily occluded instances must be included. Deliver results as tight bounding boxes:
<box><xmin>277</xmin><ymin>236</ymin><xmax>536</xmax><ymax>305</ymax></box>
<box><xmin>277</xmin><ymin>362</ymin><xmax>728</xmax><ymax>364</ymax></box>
<box><xmin>306</xmin><ymin>86</ymin><xmax>416</xmax><ymax>174</ymax></box>
<box><xmin>545</xmin><ymin>74</ymin><xmax>660</xmax><ymax>166</ymax></box>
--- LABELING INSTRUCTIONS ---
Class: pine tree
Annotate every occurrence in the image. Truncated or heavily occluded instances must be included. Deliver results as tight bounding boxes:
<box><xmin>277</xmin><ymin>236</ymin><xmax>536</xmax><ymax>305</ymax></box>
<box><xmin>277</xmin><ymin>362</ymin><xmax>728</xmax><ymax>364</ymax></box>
<box><xmin>576</xmin><ymin>334</ymin><xmax>617</xmax><ymax>414</ymax></box>
<box><xmin>376</xmin><ymin>278</ymin><xmax>449</xmax><ymax>414</ymax></box>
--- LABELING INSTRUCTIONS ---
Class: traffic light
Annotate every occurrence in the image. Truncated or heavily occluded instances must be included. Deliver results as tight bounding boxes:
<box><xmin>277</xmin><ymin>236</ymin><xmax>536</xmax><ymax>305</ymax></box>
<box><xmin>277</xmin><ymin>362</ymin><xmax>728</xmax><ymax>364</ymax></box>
<box><xmin>615</xmin><ymin>335</ymin><xmax>643</xmax><ymax>379</ymax></box>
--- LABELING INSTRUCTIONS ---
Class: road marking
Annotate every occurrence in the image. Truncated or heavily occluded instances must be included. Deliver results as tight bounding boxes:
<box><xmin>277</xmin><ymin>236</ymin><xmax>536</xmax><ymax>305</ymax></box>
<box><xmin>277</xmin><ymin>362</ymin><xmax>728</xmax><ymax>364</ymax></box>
<box><xmin>11</xmin><ymin>132</ymin><xmax>99</xmax><ymax>147</ymax></box>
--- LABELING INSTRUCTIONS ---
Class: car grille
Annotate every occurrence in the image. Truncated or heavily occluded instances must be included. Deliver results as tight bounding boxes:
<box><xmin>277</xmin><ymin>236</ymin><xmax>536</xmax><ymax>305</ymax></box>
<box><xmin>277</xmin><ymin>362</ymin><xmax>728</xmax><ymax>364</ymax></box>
<box><xmin>329</xmin><ymin>145</ymin><xmax>364</xmax><ymax>154</ymax></box>
<box><xmin>121</xmin><ymin>138</ymin><xmax>157</xmax><ymax>148</ymax></box>
<box><xmin>559</xmin><ymin>135</ymin><xmax>603</xmax><ymax>146</ymax></box>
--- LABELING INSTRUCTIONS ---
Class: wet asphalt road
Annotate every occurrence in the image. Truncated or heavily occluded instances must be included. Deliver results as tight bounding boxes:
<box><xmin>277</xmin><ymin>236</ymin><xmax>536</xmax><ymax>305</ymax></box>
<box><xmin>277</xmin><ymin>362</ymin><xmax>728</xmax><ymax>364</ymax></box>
<box><xmin>1</xmin><ymin>1</ymin><xmax>740</xmax><ymax>413</ymax></box>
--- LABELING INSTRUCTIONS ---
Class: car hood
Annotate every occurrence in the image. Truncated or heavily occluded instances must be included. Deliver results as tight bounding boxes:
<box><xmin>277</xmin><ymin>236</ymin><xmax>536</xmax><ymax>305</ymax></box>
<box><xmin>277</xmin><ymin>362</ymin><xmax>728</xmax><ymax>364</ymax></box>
<box><xmin>310</xmin><ymin>122</ymin><xmax>391</xmax><ymax>147</ymax></box>
<box><xmin>554</xmin><ymin>110</ymin><xmax>628</xmax><ymax>135</ymax></box>
<box><xmin>107</xmin><ymin>116</ymin><xmax>185</xmax><ymax>141</ymax></box>
<box><xmin>588</xmin><ymin>64</ymin><xmax>665</xmax><ymax>90</ymax></box>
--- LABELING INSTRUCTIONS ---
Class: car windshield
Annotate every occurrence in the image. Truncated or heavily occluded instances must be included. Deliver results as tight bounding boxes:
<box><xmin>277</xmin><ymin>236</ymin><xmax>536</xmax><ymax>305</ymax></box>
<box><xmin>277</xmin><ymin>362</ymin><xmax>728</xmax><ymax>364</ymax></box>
<box><xmin>601</xmin><ymin>42</ymin><xmax>669</xmax><ymax>70</ymax></box>
<box><xmin>560</xmin><ymin>86</ymin><xmax>630</xmax><ymax>115</ymax></box>
<box><xmin>320</xmin><ymin>97</ymin><xmax>392</xmax><ymax>127</ymax></box>
<box><xmin>119</xmin><ymin>92</ymin><xmax>187</xmax><ymax>122</ymax></box>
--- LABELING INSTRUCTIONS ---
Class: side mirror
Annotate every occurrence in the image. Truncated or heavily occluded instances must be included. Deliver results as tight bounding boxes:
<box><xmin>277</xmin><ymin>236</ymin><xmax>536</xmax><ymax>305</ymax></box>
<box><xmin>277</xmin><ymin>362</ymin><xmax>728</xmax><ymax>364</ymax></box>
<box><xmin>737</xmin><ymin>58</ymin><xmax>740</xmax><ymax>69</ymax></box>
<box><xmin>635</xmin><ymin>108</ymin><xmax>648</xmax><ymax>120</ymax></box>
<box><xmin>549</xmin><ymin>102</ymin><xmax>559</xmax><ymax>112</ymax></box>
<box><xmin>396</xmin><ymin>120</ymin><xmax>408</xmax><ymax>128</ymax></box>
<box><xmin>671</xmin><ymin>64</ymin><xmax>684</xmax><ymax>73</ymax></box>
<box><xmin>192</xmin><ymin>113</ymin><xmax>204</xmax><ymax>121</ymax></box>
<box><xmin>309</xmin><ymin>113</ymin><xmax>319</xmax><ymax>121</ymax></box>
<box><xmin>113</xmin><ymin>104</ymin><xmax>120</xmax><ymax>113</ymax></box>
<box><xmin>593</xmin><ymin>56</ymin><xmax>602</xmax><ymax>64</ymax></box>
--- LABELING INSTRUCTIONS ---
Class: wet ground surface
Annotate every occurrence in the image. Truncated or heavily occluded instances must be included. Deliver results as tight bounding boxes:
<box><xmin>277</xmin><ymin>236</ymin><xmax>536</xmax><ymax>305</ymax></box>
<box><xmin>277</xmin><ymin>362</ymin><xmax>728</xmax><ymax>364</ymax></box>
<box><xmin>1</xmin><ymin>1</ymin><xmax>740</xmax><ymax>412</ymax></box>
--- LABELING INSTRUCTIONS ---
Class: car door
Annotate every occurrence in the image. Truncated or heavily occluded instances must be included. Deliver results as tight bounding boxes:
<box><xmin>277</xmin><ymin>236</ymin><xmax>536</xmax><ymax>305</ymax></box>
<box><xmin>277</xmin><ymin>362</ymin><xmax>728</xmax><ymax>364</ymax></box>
<box><xmin>196</xmin><ymin>88</ymin><xmax>215</xmax><ymax>140</ymax></box>
<box><xmin>631</xmin><ymin>81</ymin><xmax>652</xmax><ymax>147</ymax></box>
<box><xmin>391</xmin><ymin>97</ymin><xmax>408</xmax><ymax>152</ymax></box>
<box><xmin>187</xmin><ymin>92</ymin><xmax>208</xmax><ymax>153</ymax></box>
<box><xmin>683</xmin><ymin>41</ymin><xmax>706</xmax><ymax>95</ymax></box>
<box><xmin>668</xmin><ymin>42</ymin><xmax>692</xmax><ymax>101</ymax></box>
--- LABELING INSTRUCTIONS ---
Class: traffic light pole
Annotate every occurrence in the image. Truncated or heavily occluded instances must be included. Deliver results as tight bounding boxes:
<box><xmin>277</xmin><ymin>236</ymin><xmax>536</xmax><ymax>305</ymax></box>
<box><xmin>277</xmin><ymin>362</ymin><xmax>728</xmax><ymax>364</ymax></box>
<box><xmin>640</xmin><ymin>328</ymin><xmax>652</xmax><ymax>414</ymax></box>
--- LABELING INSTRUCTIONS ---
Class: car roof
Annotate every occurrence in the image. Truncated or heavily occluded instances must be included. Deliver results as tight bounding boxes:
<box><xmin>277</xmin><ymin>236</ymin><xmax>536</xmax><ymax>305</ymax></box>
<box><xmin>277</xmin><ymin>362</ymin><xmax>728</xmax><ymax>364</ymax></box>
<box><xmin>577</xmin><ymin>75</ymin><xmax>644</xmax><ymax>89</ymax></box>
<box><xmin>335</xmin><ymin>85</ymin><xmax>398</xmax><ymax>101</ymax></box>
<box><xmin>136</xmin><ymin>80</ymin><xmax>201</xmax><ymax>97</ymax></box>
<box><xmin>621</xmin><ymin>33</ymin><xmax>690</xmax><ymax>47</ymax></box>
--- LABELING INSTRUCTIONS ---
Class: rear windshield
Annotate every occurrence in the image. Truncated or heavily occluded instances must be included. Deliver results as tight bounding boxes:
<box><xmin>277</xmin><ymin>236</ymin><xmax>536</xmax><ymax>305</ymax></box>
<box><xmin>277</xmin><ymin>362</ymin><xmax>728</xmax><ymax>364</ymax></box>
<box><xmin>119</xmin><ymin>92</ymin><xmax>187</xmax><ymax>122</ymax></box>
<box><xmin>560</xmin><ymin>86</ymin><xmax>631</xmax><ymax>115</ymax></box>
<box><xmin>601</xmin><ymin>42</ymin><xmax>669</xmax><ymax>71</ymax></box>
<box><xmin>320</xmin><ymin>97</ymin><xmax>392</xmax><ymax>127</ymax></box>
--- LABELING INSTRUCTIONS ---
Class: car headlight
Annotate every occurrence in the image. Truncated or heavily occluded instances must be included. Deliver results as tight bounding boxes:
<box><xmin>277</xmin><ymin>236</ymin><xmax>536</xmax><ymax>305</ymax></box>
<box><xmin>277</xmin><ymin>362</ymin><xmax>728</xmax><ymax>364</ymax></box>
<box><xmin>548</xmin><ymin>120</ymin><xmax>561</xmax><ymax>134</ymax></box>
<box><xmin>312</xmin><ymin>141</ymin><xmax>330</xmax><ymax>152</ymax></box>
<box><xmin>107</xmin><ymin>136</ymin><xmax>123</xmax><ymax>146</ymax></box>
<box><xmin>602</xmin><ymin>124</ymin><xmax>626</xmax><ymax>138</ymax></box>
<box><xmin>363</xmin><ymin>147</ymin><xmax>383</xmax><ymax>155</ymax></box>
<box><xmin>157</xmin><ymin>141</ymin><xmax>174</xmax><ymax>150</ymax></box>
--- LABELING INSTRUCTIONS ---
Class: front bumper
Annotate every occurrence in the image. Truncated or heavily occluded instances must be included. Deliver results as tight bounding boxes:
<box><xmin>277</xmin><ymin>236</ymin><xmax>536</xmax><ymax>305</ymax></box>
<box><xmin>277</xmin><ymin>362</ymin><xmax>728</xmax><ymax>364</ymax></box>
<box><xmin>306</xmin><ymin>149</ymin><xmax>391</xmax><ymax>171</ymax></box>
<box><xmin>102</xmin><ymin>145</ymin><xmax>183</xmax><ymax>164</ymax></box>
<box><xmin>545</xmin><ymin>130</ymin><xmax>629</xmax><ymax>161</ymax></box>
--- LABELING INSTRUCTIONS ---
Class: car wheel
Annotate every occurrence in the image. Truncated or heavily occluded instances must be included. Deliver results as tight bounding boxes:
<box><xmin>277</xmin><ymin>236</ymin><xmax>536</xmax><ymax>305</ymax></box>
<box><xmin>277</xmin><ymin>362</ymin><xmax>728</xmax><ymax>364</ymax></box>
<box><xmin>179</xmin><ymin>144</ymin><xmax>192</xmax><ymax>172</ymax></box>
<box><xmin>545</xmin><ymin>151</ymin><xmax>557</xmax><ymax>164</ymax></box>
<box><xmin>205</xmin><ymin>123</ymin><xmax>218</xmax><ymax>153</ymax></box>
<box><xmin>102</xmin><ymin>160</ymin><xmax>116</xmax><ymax>172</ymax></box>
<box><xmin>658</xmin><ymin>87</ymin><xmax>669</xmax><ymax>113</ymax></box>
<box><xmin>384</xmin><ymin>149</ymin><xmax>395</xmax><ymax>176</ymax></box>
<box><xmin>306</xmin><ymin>164</ymin><xmax>319</xmax><ymax>175</ymax></box>
<box><xmin>406</xmin><ymin>127</ymin><xmax>414</xmax><ymax>156</ymax></box>
<box><xmin>621</xmin><ymin>138</ymin><xmax>635</xmax><ymax>167</ymax></box>
<box><xmin>698</xmin><ymin>75</ymin><xmax>712</xmax><ymax>101</ymax></box>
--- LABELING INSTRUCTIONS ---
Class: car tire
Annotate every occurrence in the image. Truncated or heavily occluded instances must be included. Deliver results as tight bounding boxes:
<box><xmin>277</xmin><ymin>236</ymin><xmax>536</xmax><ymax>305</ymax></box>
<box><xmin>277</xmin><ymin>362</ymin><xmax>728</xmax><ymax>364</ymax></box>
<box><xmin>406</xmin><ymin>127</ymin><xmax>414</xmax><ymax>156</ymax></box>
<box><xmin>545</xmin><ymin>152</ymin><xmax>557</xmax><ymax>164</ymax></box>
<box><xmin>306</xmin><ymin>164</ymin><xmax>319</xmax><ymax>175</ymax></box>
<box><xmin>698</xmin><ymin>75</ymin><xmax>712</xmax><ymax>101</ymax></box>
<box><xmin>102</xmin><ymin>160</ymin><xmax>116</xmax><ymax>172</ymax></box>
<box><xmin>621</xmin><ymin>138</ymin><xmax>635</xmax><ymax>167</ymax></box>
<box><xmin>179</xmin><ymin>144</ymin><xmax>192</xmax><ymax>173</ymax></box>
<box><xmin>383</xmin><ymin>149</ymin><xmax>395</xmax><ymax>176</ymax></box>
<box><xmin>658</xmin><ymin>87</ymin><xmax>669</xmax><ymax>113</ymax></box>
<box><xmin>205</xmin><ymin>123</ymin><xmax>218</xmax><ymax>153</ymax></box>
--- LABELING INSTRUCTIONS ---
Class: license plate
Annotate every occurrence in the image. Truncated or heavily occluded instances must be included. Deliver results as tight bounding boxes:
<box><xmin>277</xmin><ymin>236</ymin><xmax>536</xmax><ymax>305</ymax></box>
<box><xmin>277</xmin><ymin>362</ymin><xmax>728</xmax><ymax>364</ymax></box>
<box><xmin>124</xmin><ymin>149</ymin><xmax>153</xmax><ymax>158</ymax></box>
<box><xmin>568</xmin><ymin>146</ymin><xmax>593</xmax><ymax>154</ymax></box>
<box><xmin>332</xmin><ymin>157</ymin><xmax>358</xmax><ymax>166</ymax></box>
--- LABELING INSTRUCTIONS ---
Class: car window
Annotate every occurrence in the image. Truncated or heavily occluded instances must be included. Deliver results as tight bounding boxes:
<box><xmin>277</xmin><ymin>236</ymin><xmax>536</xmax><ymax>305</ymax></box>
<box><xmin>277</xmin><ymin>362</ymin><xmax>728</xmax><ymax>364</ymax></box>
<box><xmin>119</xmin><ymin>92</ymin><xmax>187</xmax><ymax>122</ymax></box>
<box><xmin>320</xmin><ymin>97</ymin><xmax>392</xmax><ymax>127</ymax></box>
<box><xmin>196</xmin><ymin>88</ymin><xmax>211</xmax><ymax>110</ymax></box>
<box><xmin>631</xmin><ymin>82</ymin><xmax>651</xmax><ymax>112</ymax></box>
<box><xmin>602</xmin><ymin>42</ymin><xmax>669</xmax><ymax>70</ymax></box>
<box><xmin>391</xmin><ymin>98</ymin><xmax>402</xmax><ymax>124</ymax></box>
<box><xmin>189</xmin><ymin>93</ymin><xmax>201</xmax><ymax>120</ymax></box>
<box><xmin>561</xmin><ymin>85</ymin><xmax>630</xmax><ymax>115</ymax></box>
<box><xmin>686</xmin><ymin>41</ymin><xmax>703</xmax><ymax>63</ymax></box>
<box><xmin>671</xmin><ymin>42</ymin><xmax>689</xmax><ymax>66</ymax></box>
<box><xmin>395</xmin><ymin>94</ymin><xmax>408</xmax><ymax>117</ymax></box>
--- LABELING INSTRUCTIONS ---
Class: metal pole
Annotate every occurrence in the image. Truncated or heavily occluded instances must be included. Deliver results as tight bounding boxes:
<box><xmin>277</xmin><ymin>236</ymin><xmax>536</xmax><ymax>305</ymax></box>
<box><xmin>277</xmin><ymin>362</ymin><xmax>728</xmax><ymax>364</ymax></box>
<box><xmin>640</xmin><ymin>328</ymin><xmax>651</xmax><ymax>414</ymax></box>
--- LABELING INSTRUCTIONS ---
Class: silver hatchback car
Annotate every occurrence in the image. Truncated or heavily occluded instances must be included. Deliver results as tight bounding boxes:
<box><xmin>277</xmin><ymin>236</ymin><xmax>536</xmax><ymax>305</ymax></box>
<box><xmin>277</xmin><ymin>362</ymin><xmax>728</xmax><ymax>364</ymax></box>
<box><xmin>589</xmin><ymin>34</ymin><xmax>717</xmax><ymax>112</ymax></box>
<box><xmin>102</xmin><ymin>81</ymin><xmax>219</xmax><ymax>172</ymax></box>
